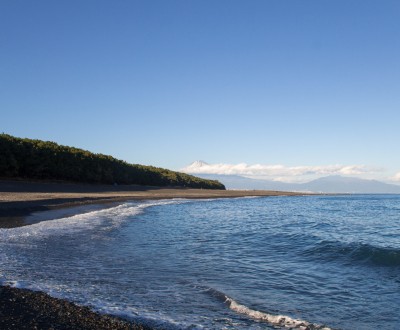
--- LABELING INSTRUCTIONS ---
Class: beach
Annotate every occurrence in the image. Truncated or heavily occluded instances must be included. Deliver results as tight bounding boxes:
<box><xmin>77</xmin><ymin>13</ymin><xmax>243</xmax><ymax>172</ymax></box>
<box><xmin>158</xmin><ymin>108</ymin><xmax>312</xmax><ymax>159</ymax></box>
<box><xmin>0</xmin><ymin>180</ymin><xmax>300</xmax><ymax>228</ymax></box>
<box><xmin>0</xmin><ymin>180</ymin><xmax>303</xmax><ymax>330</ymax></box>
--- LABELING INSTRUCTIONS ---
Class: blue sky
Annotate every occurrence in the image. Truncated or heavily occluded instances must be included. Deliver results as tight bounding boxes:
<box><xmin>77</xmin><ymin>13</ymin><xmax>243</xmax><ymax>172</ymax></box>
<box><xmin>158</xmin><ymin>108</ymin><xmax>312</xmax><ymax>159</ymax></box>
<box><xmin>1</xmin><ymin>1</ymin><xmax>399</xmax><ymax>183</ymax></box>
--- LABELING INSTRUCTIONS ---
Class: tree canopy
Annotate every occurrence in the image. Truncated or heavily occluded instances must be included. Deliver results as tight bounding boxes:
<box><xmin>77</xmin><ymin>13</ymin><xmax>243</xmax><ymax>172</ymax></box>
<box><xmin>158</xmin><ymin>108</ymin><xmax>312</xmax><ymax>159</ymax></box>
<box><xmin>0</xmin><ymin>134</ymin><xmax>225</xmax><ymax>190</ymax></box>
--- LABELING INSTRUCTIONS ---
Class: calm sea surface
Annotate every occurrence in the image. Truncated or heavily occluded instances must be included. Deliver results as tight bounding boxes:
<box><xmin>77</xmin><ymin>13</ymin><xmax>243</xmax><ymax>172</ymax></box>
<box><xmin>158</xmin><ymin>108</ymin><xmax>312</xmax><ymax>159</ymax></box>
<box><xmin>1</xmin><ymin>195</ymin><xmax>399</xmax><ymax>329</ymax></box>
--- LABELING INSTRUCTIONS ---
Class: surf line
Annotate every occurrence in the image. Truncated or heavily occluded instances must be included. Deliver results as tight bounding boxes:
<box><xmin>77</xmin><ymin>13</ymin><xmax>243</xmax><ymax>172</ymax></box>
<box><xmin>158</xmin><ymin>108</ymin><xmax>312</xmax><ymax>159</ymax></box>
<box><xmin>202</xmin><ymin>286</ymin><xmax>333</xmax><ymax>330</ymax></box>
<box><xmin>225</xmin><ymin>295</ymin><xmax>332</xmax><ymax>330</ymax></box>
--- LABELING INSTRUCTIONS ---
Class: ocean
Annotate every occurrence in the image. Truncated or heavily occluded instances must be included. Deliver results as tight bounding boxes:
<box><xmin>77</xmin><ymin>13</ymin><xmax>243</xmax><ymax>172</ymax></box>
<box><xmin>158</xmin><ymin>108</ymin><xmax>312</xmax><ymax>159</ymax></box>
<box><xmin>1</xmin><ymin>195</ymin><xmax>399</xmax><ymax>329</ymax></box>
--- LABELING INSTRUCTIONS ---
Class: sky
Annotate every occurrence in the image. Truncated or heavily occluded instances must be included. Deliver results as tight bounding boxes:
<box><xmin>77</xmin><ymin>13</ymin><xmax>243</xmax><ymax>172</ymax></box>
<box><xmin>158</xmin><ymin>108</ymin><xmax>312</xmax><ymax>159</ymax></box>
<box><xmin>1</xmin><ymin>1</ymin><xmax>399</xmax><ymax>183</ymax></box>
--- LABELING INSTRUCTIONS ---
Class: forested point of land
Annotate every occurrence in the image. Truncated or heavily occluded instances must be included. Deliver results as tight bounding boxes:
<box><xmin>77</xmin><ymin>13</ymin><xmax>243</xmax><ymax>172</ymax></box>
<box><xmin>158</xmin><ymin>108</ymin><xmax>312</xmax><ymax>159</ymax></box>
<box><xmin>0</xmin><ymin>134</ymin><xmax>225</xmax><ymax>190</ymax></box>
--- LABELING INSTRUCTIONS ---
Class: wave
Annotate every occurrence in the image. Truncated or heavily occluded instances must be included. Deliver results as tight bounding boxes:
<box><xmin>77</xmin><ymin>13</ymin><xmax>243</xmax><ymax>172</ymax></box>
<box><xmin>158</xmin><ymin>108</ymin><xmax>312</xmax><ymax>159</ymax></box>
<box><xmin>0</xmin><ymin>199</ymin><xmax>190</xmax><ymax>242</ymax></box>
<box><xmin>303</xmin><ymin>240</ymin><xmax>400</xmax><ymax>267</ymax></box>
<box><xmin>203</xmin><ymin>287</ymin><xmax>333</xmax><ymax>330</ymax></box>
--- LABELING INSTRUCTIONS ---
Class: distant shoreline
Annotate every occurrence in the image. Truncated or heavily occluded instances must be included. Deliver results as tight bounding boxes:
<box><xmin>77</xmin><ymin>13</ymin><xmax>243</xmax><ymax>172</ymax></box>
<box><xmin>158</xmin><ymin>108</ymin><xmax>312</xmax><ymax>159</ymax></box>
<box><xmin>0</xmin><ymin>179</ymin><xmax>305</xmax><ymax>228</ymax></box>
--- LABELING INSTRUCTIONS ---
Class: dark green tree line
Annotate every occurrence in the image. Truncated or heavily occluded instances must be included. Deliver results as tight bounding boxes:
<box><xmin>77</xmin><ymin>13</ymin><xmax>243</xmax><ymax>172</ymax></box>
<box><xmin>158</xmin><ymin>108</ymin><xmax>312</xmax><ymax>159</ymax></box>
<box><xmin>0</xmin><ymin>134</ymin><xmax>225</xmax><ymax>190</ymax></box>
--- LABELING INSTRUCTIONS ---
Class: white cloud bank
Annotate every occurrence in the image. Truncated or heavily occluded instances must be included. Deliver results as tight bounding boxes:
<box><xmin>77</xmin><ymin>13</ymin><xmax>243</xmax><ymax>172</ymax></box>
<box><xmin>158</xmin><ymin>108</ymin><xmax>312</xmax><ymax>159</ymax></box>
<box><xmin>392</xmin><ymin>172</ymin><xmax>400</xmax><ymax>182</ymax></box>
<box><xmin>181</xmin><ymin>161</ymin><xmax>377</xmax><ymax>183</ymax></box>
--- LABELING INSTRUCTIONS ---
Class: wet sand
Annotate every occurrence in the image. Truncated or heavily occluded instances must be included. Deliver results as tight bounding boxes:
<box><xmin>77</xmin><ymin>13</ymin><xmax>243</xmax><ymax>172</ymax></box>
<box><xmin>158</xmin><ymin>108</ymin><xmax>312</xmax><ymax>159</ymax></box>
<box><xmin>0</xmin><ymin>180</ymin><xmax>305</xmax><ymax>329</ymax></box>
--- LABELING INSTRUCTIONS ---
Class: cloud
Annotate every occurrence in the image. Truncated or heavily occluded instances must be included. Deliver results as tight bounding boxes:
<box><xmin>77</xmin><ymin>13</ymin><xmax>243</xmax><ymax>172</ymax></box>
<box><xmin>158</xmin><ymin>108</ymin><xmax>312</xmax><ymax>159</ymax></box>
<box><xmin>181</xmin><ymin>161</ymin><xmax>375</xmax><ymax>182</ymax></box>
<box><xmin>392</xmin><ymin>172</ymin><xmax>400</xmax><ymax>182</ymax></box>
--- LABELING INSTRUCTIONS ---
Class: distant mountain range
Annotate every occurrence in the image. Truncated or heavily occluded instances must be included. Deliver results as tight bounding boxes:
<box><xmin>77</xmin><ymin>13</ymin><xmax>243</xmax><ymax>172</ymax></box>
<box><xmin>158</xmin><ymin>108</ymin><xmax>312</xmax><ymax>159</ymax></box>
<box><xmin>182</xmin><ymin>162</ymin><xmax>400</xmax><ymax>193</ymax></box>
<box><xmin>193</xmin><ymin>173</ymin><xmax>400</xmax><ymax>193</ymax></box>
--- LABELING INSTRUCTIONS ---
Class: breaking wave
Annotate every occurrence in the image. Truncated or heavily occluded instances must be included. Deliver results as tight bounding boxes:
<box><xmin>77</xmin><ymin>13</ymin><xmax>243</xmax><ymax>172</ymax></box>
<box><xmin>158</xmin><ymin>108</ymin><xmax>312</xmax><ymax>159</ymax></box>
<box><xmin>0</xmin><ymin>199</ymin><xmax>190</xmax><ymax>242</ymax></box>
<box><xmin>203</xmin><ymin>286</ymin><xmax>333</xmax><ymax>330</ymax></box>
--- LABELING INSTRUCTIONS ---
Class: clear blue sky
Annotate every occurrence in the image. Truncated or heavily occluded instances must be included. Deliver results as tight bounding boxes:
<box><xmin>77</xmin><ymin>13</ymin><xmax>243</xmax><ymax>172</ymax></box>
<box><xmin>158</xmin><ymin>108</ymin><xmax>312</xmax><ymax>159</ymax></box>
<box><xmin>1</xmin><ymin>1</ymin><xmax>399</xmax><ymax>182</ymax></box>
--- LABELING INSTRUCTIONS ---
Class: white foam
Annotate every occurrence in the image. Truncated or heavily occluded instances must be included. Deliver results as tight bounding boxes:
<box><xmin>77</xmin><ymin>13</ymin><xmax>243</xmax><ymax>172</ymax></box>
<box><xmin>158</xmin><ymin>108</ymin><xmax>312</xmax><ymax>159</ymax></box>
<box><xmin>3</xmin><ymin>280</ymin><xmax>24</xmax><ymax>288</ymax></box>
<box><xmin>0</xmin><ymin>199</ymin><xmax>190</xmax><ymax>242</ymax></box>
<box><xmin>200</xmin><ymin>286</ymin><xmax>333</xmax><ymax>330</ymax></box>
<box><xmin>225</xmin><ymin>296</ymin><xmax>332</xmax><ymax>330</ymax></box>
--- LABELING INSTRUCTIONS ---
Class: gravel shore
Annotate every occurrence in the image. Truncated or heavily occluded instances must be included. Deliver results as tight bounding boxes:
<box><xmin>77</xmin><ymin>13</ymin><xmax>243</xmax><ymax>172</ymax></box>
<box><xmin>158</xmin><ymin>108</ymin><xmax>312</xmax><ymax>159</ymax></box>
<box><xmin>0</xmin><ymin>286</ymin><xmax>152</xmax><ymax>330</ymax></box>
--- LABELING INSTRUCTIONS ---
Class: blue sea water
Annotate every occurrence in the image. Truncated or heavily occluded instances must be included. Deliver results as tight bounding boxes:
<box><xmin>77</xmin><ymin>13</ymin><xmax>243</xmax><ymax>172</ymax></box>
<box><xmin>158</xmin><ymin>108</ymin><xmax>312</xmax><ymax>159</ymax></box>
<box><xmin>1</xmin><ymin>195</ymin><xmax>399</xmax><ymax>329</ymax></box>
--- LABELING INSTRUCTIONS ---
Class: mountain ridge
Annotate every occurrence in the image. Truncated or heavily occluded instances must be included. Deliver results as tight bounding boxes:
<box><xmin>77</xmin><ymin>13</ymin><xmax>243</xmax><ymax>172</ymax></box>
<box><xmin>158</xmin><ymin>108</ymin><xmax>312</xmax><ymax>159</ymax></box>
<box><xmin>189</xmin><ymin>172</ymin><xmax>400</xmax><ymax>194</ymax></box>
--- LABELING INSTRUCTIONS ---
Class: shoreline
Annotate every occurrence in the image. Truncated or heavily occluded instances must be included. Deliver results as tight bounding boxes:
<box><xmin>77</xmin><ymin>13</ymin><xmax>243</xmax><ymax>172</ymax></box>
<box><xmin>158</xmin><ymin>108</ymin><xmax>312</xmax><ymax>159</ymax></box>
<box><xmin>0</xmin><ymin>285</ymin><xmax>152</xmax><ymax>330</ymax></box>
<box><xmin>0</xmin><ymin>180</ymin><xmax>307</xmax><ymax>329</ymax></box>
<box><xmin>0</xmin><ymin>179</ymin><xmax>305</xmax><ymax>229</ymax></box>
